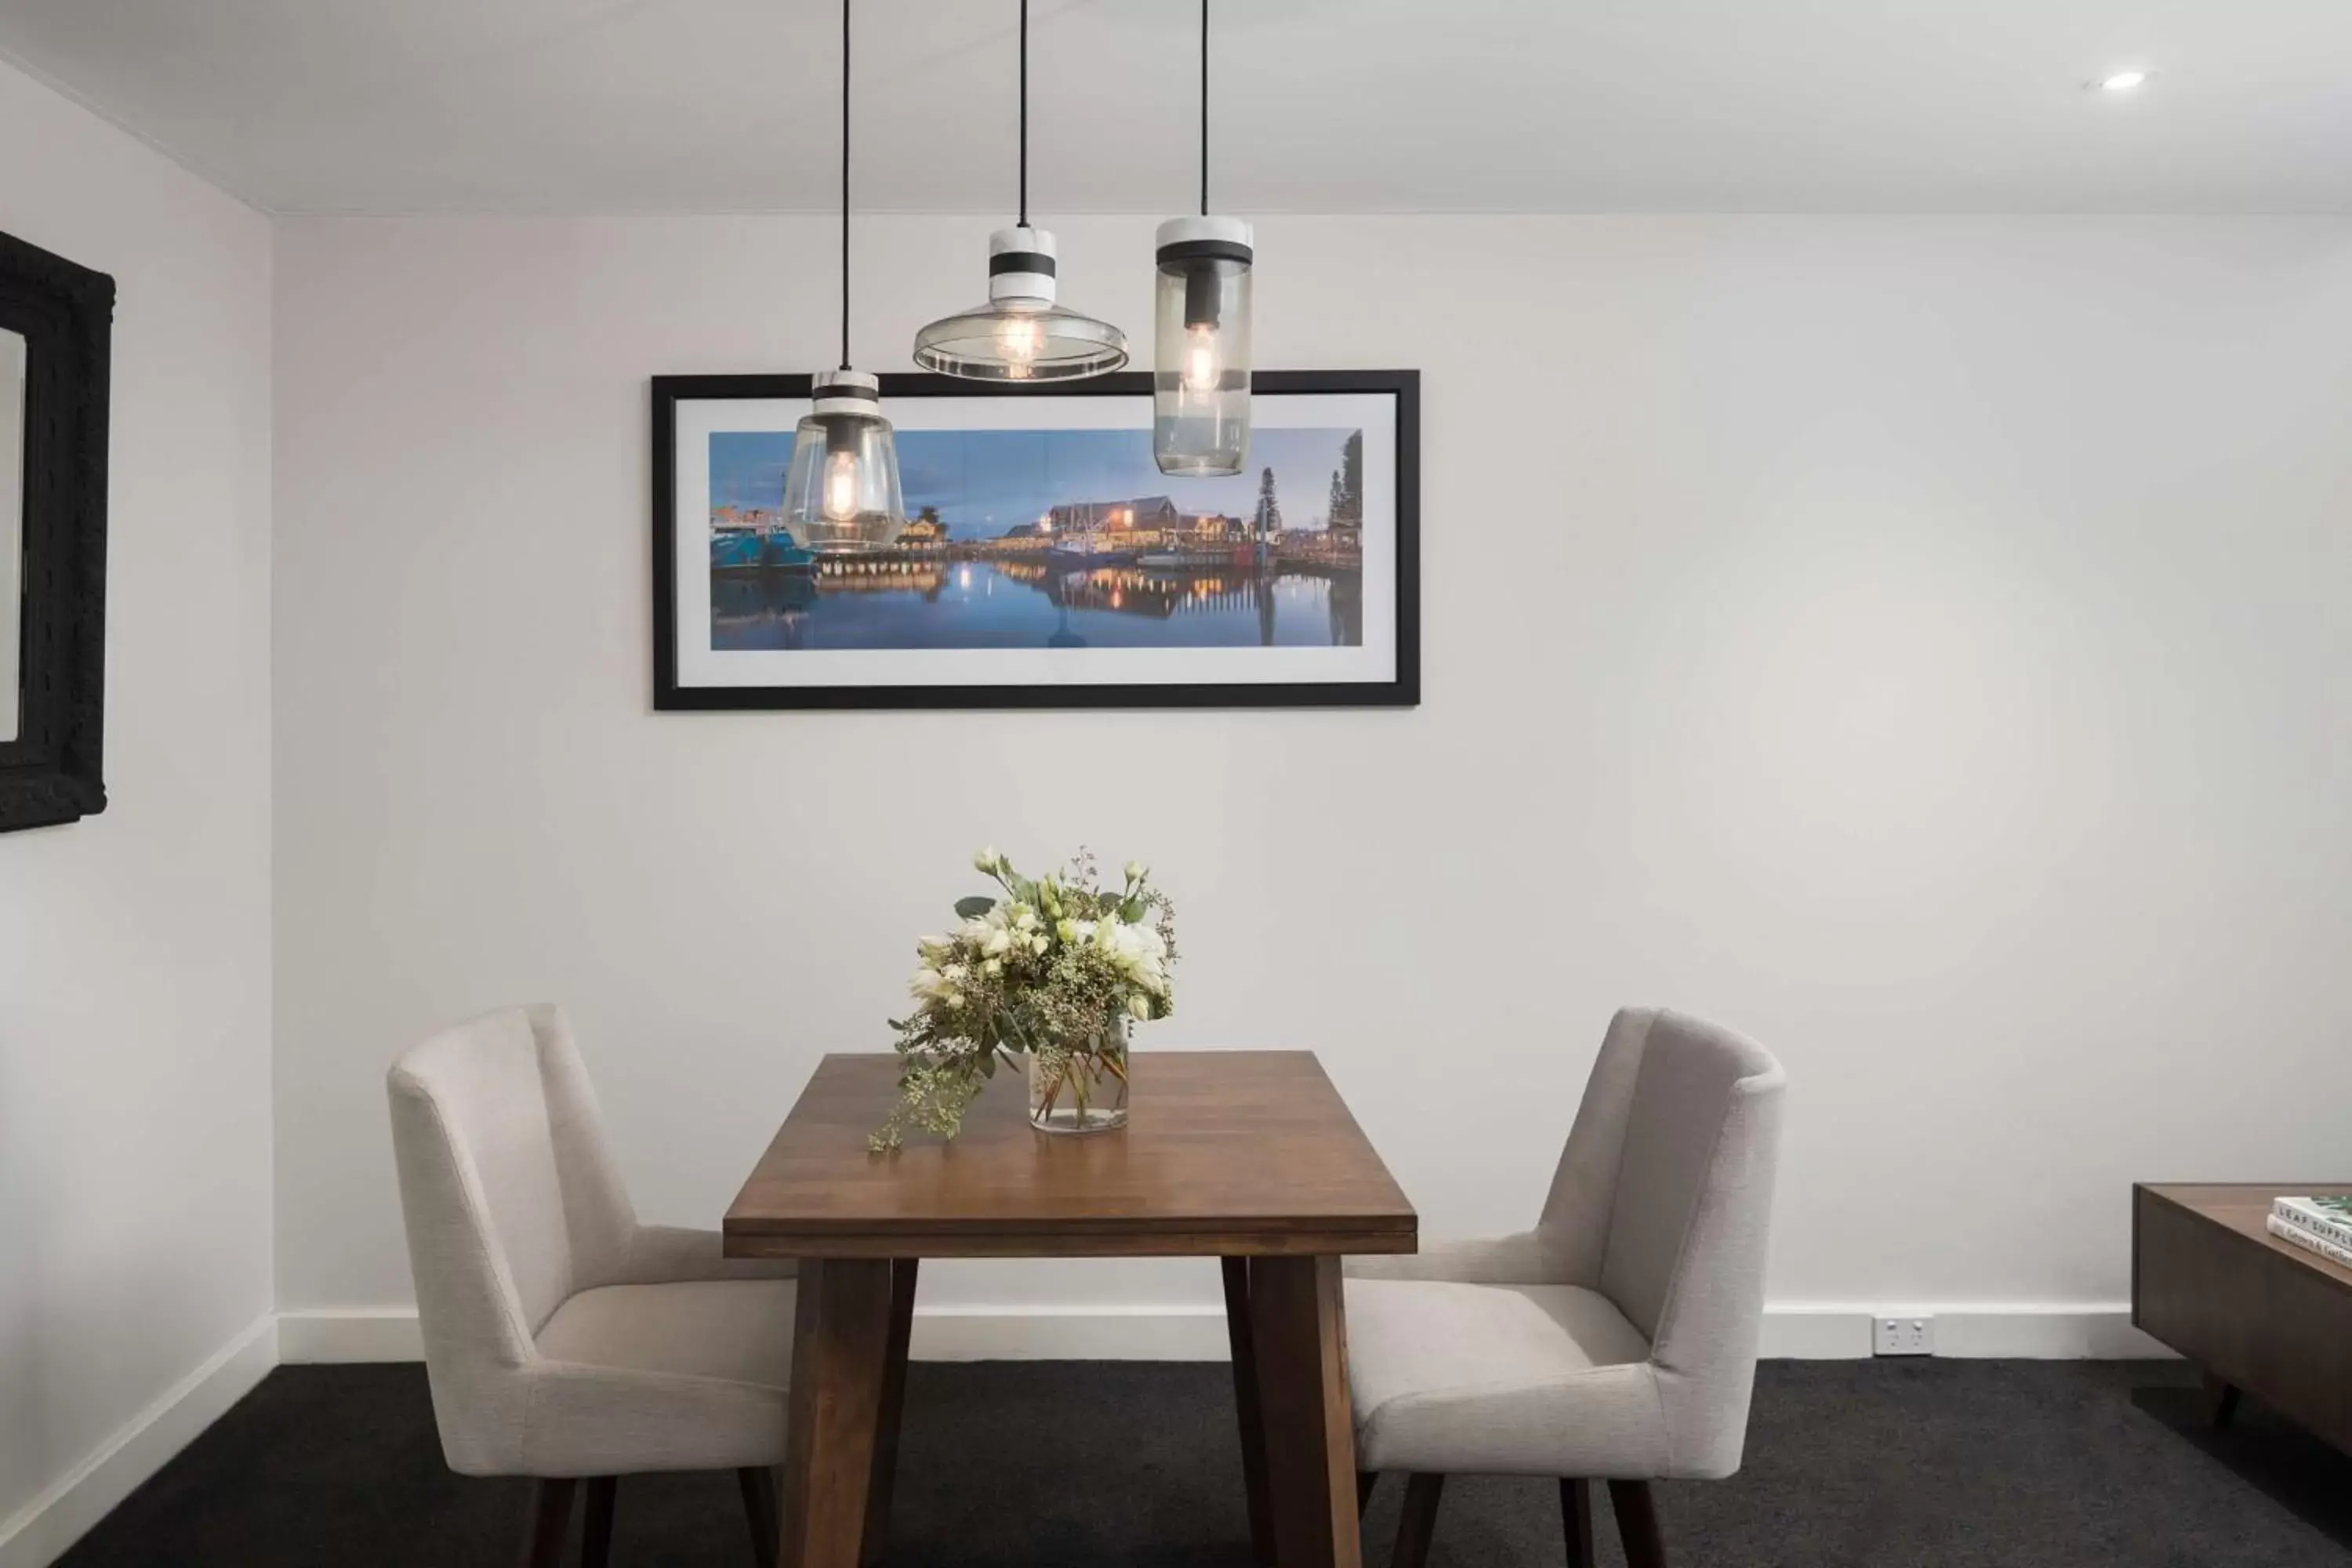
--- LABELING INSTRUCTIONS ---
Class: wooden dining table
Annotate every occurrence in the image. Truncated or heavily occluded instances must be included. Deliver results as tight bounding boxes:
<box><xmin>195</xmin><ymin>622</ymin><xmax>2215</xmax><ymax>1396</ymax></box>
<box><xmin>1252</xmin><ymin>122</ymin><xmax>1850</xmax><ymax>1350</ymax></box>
<box><xmin>723</xmin><ymin>1049</ymin><xmax>1417</xmax><ymax>1568</ymax></box>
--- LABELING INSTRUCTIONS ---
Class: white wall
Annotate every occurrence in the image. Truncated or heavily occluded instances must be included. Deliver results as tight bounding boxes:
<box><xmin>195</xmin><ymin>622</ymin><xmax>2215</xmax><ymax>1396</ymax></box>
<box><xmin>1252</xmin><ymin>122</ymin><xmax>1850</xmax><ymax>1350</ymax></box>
<box><xmin>271</xmin><ymin>212</ymin><xmax>2352</xmax><ymax>1332</ymax></box>
<box><xmin>0</xmin><ymin>56</ymin><xmax>274</xmax><ymax>1559</ymax></box>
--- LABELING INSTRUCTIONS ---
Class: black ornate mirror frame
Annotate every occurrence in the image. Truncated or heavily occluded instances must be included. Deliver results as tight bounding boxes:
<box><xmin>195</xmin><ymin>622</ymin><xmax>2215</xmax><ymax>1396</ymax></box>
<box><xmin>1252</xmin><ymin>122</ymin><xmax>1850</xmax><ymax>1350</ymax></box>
<box><xmin>0</xmin><ymin>227</ymin><xmax>111</xmax><ymax>833</ymax></box>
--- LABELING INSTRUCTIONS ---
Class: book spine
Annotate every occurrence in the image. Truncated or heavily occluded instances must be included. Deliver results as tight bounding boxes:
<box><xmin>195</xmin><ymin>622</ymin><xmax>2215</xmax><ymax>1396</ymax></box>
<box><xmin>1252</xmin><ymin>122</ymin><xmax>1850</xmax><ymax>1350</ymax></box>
<box><xmin>2270</xmin><ymin>1199</ymin><xmax>2352</xmax><ymax>1254</ymax></box>
<box><xmin>2267</xmin><ymin>1212</ymin><xmax>2352</xmax><ymax>1271</ymax></box>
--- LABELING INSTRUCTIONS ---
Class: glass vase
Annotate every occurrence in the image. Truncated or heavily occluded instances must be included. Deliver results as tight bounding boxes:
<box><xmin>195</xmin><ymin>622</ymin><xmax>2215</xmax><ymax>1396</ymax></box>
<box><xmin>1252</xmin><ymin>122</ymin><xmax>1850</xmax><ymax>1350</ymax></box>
<box><xmin>1025</xmin><ymin>1030</ymin><xmax>1131</xmax><ymax>1135</ymax></box>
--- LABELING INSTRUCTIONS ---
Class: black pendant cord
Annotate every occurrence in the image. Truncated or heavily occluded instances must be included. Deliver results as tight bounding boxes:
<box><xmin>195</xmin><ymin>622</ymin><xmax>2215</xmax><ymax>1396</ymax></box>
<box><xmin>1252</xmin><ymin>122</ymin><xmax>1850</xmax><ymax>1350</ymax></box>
<box><xmin>1018</xmin><ymin>0</ymin><xmax>1029</xmax><ymax>227</ymax></box>
<box><xmin>1200</xmin><ymin>0</ymin><xmax>1209</xmax><ymax>216</ymax></box>
<box><xmin>839</xmin><ymin>0</ymin><xmax>851</xmax><ymax>371</ymax></box>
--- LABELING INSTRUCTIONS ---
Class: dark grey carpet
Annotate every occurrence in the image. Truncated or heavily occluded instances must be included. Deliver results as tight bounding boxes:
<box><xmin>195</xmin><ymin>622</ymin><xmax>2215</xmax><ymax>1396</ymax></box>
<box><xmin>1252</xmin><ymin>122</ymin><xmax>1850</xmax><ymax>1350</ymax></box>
<box><xmin>53</xmin><ymin>1359</ymin><xmax>2352</xmax><ymax>1566</ymax></box>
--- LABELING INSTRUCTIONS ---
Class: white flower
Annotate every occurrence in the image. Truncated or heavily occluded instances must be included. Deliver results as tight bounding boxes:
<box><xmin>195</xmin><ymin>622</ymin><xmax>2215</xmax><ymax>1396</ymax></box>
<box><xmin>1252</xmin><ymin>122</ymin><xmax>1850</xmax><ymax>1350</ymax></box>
<box><xmin>909</xmin><ymin>967</ymin><xmax>945</xmax><ymax>999</ymax></box>
<box><xmin>917</xmin><ymin>935</ymin><xmax>953</xmax><ymax>961</ymax></box>
<box><xmin>973</xmin><ymin>846</ymin><xmax>1002</xmax><ymax>874</ymax></box>
<box><xmin>943</xmin><ymin>992</ymin><xmax>964</xmax><ymax>1009</ymax></box>
<box><xmin>983</xmin><ymin>928</ymin><xmax>1012</xmax><ymax>957</ymax></box>
<box><xmin>942</xmin><ymin>964</ymin><xmax>967</xmax><ymax>983</ymax></box>
<box><xmin>982</xmin><ymin>958</ymin><xmax>1003</xmax><ymax>978</ymax></box>
<box><xmin>1031</xmin><ymin>935</ymin><xmax>1051</xmax><ymax>955</ymax></box>
<box><xmin>1127</xmin><ymin>992</ymin><xmax>1152</xmax><ymax>1021</ymax></box>
<box><xmin>1056</xmin><ymin>918</ymin><xmax>1080</xmax><ymax>944</ymax></box>
<box><xmin>1012</xmin><ymin>906</ymin><xmax>1038</xmax><ymax>931</ymax></box>
<box><xmin>1125</xmin><ymin>860</ymin><xmax>1148</xmax><ymax>886</ymax></box>
<box><xmin>961</xmin><ymin>916</ymin><xmax>993</xmax><ymax>942</ymax></box>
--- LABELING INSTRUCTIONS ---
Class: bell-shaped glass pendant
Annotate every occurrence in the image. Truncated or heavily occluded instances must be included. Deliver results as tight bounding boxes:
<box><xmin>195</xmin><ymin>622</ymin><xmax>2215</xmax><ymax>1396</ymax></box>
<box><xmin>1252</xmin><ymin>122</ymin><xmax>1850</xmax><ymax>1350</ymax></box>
<box><xmin>914</xmin><ymin>227</ymin><xmax>1127</xmax><ymax>383</ymax></box>
<box><xmin>1152</xmin><ymin>216</ymin><xmax>1253</xmax><ymax>476</ymax></box>
<box><xmin>781</xmin><ymin>370</ymin><xmax>906</xmax><ymax>555</ymax></box>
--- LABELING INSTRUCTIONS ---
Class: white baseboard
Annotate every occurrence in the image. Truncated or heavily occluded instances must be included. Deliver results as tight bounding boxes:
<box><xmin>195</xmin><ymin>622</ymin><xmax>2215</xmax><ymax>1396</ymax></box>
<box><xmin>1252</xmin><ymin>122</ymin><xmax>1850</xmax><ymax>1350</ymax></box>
<box><xmin>0</xmin><ymin>1315</ymin><xmax>278</xmax><ymax>1568</ymax></box>
<box><xmin>1758</xmin><ymin>1304</ymin><xmax>2174</xmax><ymax>1360</ymax></box>
<box><xmin>1933</xmin><ymin>1306</ymin><xmax>2172</xmax><ymax>1359</ymax></box>
<box><xmin>275</xmin><ymin>1308</ymin><xmax>425</xmax><ymax>1363</ymax></box>
<box><xmin>910</xmin><ymin>1304</ymin><xmax>1232</xmax><ymax>1361</ymax></box>
<box><xmin>278</xmin><ymin>1301</ymin><xmax>2176</xmax><ymax>1366</ymax></box>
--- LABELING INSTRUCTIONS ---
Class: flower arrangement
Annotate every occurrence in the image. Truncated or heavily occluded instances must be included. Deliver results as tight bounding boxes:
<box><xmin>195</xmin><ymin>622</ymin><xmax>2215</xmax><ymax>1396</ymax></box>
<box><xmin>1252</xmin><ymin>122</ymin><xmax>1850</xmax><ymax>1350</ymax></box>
<box><xmin>871</xmin><ymin>847</ymin><xmax>1178</xmax><ymax>1151</ymax></box>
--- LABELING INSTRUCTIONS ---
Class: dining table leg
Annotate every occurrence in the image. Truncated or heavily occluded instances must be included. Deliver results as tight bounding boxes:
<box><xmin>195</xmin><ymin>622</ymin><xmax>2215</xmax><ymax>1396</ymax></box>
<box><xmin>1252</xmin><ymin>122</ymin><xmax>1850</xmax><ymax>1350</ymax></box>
<box><xmin>1221</xmin><ymin>1258</ymin><xmax>1276</xmax><ymax>1567</ymax></box>
<box><xmin>1247</xmin><ymin>1254</ymin><xmax>1363</xmax><ymax>1568</ymax></box>
<box><xmin>779</xmin><ymin>1258</ymin><xmax>896</xmax><ymax>1568</ymax></box>
<box><xmin>862</xmin><ymin>1258</ymin><xmax>920</xmax><ymax>1567</ymax></box>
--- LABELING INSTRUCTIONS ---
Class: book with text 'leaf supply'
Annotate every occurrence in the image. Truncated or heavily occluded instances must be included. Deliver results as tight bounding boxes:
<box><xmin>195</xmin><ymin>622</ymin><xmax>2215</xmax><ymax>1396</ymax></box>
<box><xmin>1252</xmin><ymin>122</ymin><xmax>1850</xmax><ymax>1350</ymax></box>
<box><xmin>2271</xmin><ymin>1195</ymin><xmax>2352</xmax><ymax>1254</ymax></box>
<box><xmin>2267</xmin><ymin>1212</ymin><xmax>2352</xmax><ymax>1272</ymax></box>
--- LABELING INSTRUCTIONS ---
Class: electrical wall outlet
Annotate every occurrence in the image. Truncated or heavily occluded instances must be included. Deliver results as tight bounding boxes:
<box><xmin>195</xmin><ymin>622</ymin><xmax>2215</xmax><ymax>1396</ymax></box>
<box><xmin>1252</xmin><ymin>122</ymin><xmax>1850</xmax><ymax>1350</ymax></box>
<box><xmin>1874</xmin><ymin>1316</ymin><xmax>1935</xmax><ymax>1356</ymax></box>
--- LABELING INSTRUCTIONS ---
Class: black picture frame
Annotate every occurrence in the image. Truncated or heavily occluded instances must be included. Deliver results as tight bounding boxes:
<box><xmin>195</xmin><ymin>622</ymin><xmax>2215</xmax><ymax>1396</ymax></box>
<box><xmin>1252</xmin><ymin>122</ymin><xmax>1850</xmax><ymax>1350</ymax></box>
<box><xmin>651</xmin><ymin>369</ymin><xmax>1419</xmax><ymax>710</ymax></box>
<box><xmin>0</xmin><ymin>227</ymin><xmax>111</xmax><ymax>833</ymax></box>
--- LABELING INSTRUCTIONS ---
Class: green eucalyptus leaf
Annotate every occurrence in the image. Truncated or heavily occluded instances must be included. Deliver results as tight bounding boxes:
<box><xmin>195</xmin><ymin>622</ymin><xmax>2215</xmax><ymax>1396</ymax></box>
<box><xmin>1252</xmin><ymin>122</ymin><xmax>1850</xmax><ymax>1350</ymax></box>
<box><xmin>1121</xmin><ymin>897</ymin><xmax>1146</xmax><ymax>922</ymax></box>
<box><xmin>954</xmin><ymin>895</ymin><xmax>996</xmax><ymax>920</ymax></box>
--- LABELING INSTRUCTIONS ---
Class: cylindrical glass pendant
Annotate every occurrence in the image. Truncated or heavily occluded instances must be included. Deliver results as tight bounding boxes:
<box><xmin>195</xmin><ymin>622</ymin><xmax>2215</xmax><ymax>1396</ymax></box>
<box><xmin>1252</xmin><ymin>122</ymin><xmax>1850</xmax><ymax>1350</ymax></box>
<box><xmin>781</xmin><ymin>370</ymin><xmax>906</xmax><ymax>555</ymax></box>
<box><xmin>1152</xmin><ymin>216</ymin><xmax>1253</xmax><ymax>477</ymax></box>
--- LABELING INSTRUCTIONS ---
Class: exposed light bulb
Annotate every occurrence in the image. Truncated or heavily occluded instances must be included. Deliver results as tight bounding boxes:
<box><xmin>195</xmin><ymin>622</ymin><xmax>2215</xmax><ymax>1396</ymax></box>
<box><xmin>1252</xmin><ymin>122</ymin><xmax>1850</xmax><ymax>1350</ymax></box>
<box><xmin>822</xmin><ymin>450</ymin><xmax>860</xmax><ymax>523</ymax></box>
<box><xmin>997</xmin><ymin>315</ymin><xmax>1044</xmax><ymax>379</ymax></box>
<box><xmin>1181</xmin><ymin>324</ymin><xmax>1221</xmax><ymax>394</ymax></box>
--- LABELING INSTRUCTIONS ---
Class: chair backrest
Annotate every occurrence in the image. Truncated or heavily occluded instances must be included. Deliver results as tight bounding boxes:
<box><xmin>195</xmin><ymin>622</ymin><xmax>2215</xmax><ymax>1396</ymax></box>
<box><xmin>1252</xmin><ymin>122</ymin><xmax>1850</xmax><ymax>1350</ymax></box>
<box><xmin>1537</xmin><ymin>1007</ymin><xmax>1787</xmax><ymax>1476</ymax></box>
<box><xmin>387</xmin><ymin>1006</ymin><xmax>639</xmax><ymax>1419</ymax></box>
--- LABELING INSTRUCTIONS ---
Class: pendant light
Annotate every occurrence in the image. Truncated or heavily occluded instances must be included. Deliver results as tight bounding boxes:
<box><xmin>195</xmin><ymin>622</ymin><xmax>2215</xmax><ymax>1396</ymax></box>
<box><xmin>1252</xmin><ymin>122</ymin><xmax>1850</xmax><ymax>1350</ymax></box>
<box><xmin>782</xmin><ymin>0</ymin><xmax>906</xmax><ymax>554</ymax></box>
<box><xmin>1152</xmin><ymin>0</ymin><xmax>1254</xmax><ymax>476</ymax></box>
<box><xmin>913</xmin><ymin>0</ymin><xmax>1127</xmax><ymax>381</ymax></box>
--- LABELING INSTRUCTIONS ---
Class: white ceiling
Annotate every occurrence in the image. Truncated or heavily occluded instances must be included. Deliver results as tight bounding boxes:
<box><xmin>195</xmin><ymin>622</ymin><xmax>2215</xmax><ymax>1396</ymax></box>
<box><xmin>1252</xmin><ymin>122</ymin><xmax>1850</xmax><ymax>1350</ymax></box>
<box><xmin>2</xmin><ymin>0</ymin><xmax>2349</xmax><ymax>216</ymax></box>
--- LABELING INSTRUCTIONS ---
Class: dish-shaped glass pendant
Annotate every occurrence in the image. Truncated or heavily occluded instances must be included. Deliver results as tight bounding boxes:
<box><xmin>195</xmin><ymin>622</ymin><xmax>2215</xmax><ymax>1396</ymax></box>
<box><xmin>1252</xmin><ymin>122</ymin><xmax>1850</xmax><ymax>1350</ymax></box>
<box><xmin>914</xmin><ymin>227</ymin><xmax>1127</xmax><ymax>383</ymax></box>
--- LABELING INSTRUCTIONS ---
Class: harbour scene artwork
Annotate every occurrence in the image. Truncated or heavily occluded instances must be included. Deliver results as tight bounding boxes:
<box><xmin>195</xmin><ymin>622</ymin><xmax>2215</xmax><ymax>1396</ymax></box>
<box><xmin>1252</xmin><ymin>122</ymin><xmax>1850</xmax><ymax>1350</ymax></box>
<box><xmin>706</xmin><ymin>426</ymin><xmax>1366</xmax><ymax>652</ymax></box>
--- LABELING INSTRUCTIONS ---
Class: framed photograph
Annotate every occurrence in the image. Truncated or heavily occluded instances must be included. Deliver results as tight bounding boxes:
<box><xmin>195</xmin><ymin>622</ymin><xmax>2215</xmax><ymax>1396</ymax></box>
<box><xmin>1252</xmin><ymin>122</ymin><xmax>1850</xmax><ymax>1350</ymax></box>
<box><xmin>651</xmin><ymin>370</ymin><xmax>1417</xmax><ymax>710</ymax></box>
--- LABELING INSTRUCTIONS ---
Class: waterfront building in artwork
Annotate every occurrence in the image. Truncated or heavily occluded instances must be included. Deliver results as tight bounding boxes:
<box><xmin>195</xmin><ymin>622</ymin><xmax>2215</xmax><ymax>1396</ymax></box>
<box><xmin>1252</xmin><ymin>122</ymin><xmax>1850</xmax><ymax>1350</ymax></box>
<box><xmin>1048</xmin><ymin>495</ymin><xmax>1182</xmax><ymax>537</ymax></box>
<box><xmin>898</xmin><ymin>505</ymin><xmax>949</xmax><ymax>547</ymax></box>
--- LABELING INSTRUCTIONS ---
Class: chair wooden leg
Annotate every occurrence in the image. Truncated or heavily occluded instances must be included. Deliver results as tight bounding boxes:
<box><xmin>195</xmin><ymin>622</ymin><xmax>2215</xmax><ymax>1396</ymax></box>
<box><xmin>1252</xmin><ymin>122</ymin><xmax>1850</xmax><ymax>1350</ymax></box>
<box><xmin>1356</xmin><ymin>1470</ymin><xmax>1377</xmax><ymax>1517</ymax></box>
<box><xmin>580</xmin><ymin>1477</ymin><xmax>616</xmax><ymax>1568</ymax></box>
<box><xmin>521</xmin><ymin>1477</ymin><xmax>576</xmax><ymax>1568</ymax></box>
<box><xmin>739</xmin><ymin>1467</ymin><xmax>781</xmax><ymax>1568</ymax></box>
<box><xmin>1607</xmin><ymin>1479</ymin><xmax>1668</xmax><ymax>1568</ymax></box>
<box><xmin>1559</xmin><ymin>1478</ymin><xmax>1595</xmax><ymax>1568</ymax></box>
<box><xmin>1392</xmin><ymin>1473</ymin><xmax>1444</xmax><ymax>1568</ymax></box>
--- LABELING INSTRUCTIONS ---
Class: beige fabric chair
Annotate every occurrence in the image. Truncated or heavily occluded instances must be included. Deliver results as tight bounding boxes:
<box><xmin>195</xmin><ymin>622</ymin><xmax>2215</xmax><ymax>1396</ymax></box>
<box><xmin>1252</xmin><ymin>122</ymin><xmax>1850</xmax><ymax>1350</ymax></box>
<box><xmin>387</xmin><ymin>1004</ymin><xmax>798</xmax><ymax>1566</ymax></box>
<box><xmin>1345</xmin><ymin>1007</ymin><xmax>1787</xmax><ymax>1568</ymax></box>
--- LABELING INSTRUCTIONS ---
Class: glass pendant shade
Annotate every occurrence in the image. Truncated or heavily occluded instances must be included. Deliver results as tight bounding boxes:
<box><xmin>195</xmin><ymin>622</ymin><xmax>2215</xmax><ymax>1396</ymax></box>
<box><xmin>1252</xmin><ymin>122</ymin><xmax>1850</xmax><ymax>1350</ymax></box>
<box><xmin>781</xmin><ymin>371</ymin><xmax>906</xmax><ymax>555</ymax></box>
<box><xmin>914</xmin><ymin>227</ymin><xmax>1127</xmax><ymax>382</ymax></box>
<box><xmin>1152</xmin><ymin>216</ymin><xmax>1254</xmax><ymax>477</ymax></box>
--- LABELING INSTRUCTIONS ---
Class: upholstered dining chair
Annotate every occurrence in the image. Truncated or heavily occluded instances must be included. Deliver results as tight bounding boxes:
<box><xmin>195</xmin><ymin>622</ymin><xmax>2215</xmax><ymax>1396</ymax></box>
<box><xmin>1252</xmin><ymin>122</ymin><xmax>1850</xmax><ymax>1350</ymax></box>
<box><xmin>1345</xmin><ymin>1007</ymin><xmax>1787</xmax><ymax>1568</ymax></box>
<box><xmin>387</xmin><ymin>1004</ymin><xmax>801</xmax><ymax>1567</ymax></box>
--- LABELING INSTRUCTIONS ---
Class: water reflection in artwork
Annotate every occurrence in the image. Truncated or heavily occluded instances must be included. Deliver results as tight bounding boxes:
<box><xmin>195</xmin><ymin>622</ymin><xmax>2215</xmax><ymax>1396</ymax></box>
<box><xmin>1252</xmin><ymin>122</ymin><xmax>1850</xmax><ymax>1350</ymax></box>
<box><xmin>713</xmin><ymin>560</ymin><xmax>1362</xmax><ymax>652</ymax></box>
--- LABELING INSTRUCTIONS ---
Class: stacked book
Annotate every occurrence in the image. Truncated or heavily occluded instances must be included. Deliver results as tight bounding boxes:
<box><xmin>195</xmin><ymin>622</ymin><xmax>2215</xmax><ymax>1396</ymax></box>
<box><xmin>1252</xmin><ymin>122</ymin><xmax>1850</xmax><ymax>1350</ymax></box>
<box><xmin>2267</xmin><ymin>1194</ymin><xmax>2352</xmax><ymax>1269</ymax></box>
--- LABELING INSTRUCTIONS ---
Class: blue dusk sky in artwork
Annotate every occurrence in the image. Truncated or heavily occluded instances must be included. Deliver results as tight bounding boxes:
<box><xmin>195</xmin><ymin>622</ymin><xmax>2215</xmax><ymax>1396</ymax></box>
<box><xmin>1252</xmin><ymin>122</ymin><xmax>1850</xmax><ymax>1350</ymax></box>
<box><xmin>710</xmin><ymin>425</ymin><xmax>1357</xmax><ymax>535</ymax></box>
